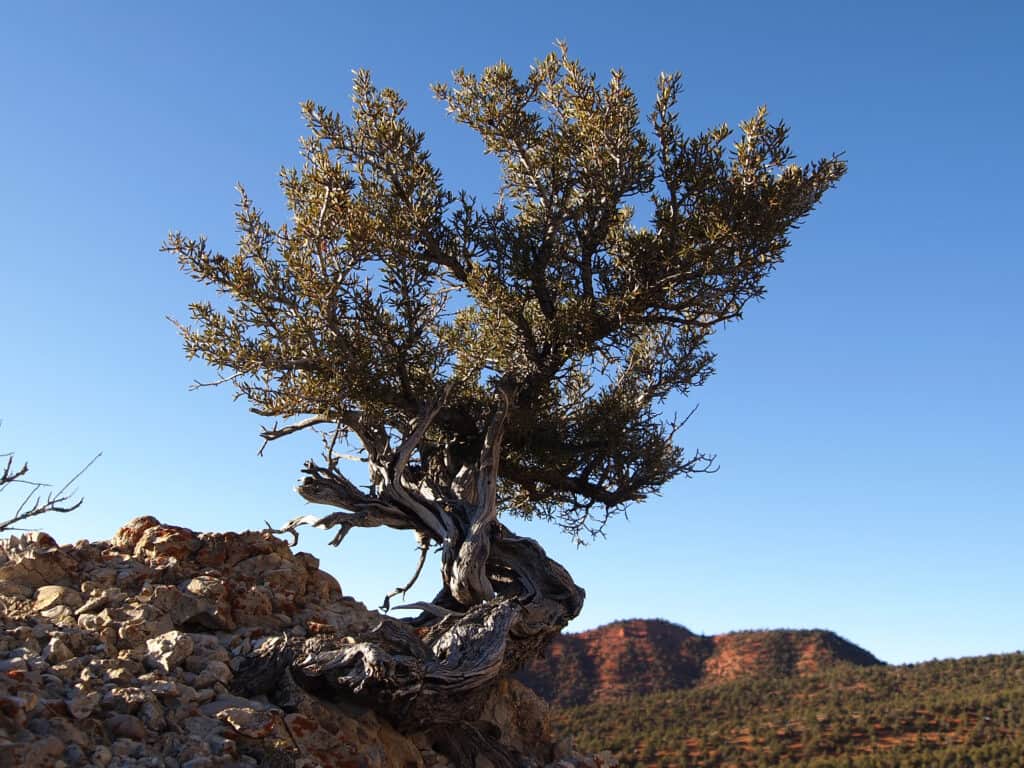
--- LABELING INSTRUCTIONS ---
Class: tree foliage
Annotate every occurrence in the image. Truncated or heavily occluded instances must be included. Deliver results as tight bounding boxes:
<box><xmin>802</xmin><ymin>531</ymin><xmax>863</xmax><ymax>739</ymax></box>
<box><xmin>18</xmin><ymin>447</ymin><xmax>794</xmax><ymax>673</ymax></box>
<box><xmin>167</xmin><ymin>44</ymin><xmax>845</xmax><ymax>546</ymax></box>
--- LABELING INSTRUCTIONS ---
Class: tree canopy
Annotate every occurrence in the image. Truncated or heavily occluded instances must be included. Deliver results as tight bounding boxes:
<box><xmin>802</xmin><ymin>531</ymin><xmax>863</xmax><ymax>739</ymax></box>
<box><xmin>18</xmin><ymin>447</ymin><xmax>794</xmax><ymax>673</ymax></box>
<box><xmin>167</xmin><ymin>45</ymin><xmax>845</xmax><ymax>547</ymax></box>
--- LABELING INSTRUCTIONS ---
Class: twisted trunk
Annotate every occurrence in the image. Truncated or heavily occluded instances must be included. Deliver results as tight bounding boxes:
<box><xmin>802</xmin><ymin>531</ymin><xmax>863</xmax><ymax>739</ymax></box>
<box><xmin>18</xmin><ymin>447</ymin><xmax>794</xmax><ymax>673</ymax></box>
<box><xmin>239</xmin><ymin>515</ymin><xmax>583</xmax><ymax>764</ymax></box>
<box><xmin>288</xmin><ymin>523</ymin><xmax>583</xmax><ymax>725</ymax></box>
<box><xmin>247</xmin><ymin>395</ymin><xmax>585</xmax><ymax>763</ymax></box>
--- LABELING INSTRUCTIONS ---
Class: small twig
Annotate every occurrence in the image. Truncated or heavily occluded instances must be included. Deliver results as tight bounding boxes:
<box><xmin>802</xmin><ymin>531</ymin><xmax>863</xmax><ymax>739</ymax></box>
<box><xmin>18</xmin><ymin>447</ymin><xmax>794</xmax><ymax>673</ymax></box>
<box><xmin>258</xmin><ymin>415</ymin><xmax>335</xmax><ymax>456</ymax></box>
<box><xmin>316</xmin><ymin>183</ymin><xmax>333</xmax><ymax>231</ymax></box>
<box><xmin>330</xmin><ymin>452</ymin><xmax>366</xmax><ymax>462</ymax></box>
<box><xmin>263</xmin><ymin>519</ymin><xmax>300</xmax><ymax>546</ymax></box>
<box><xmin>381</xmin><ymin>534</ymin><xmax>431</xmax><ymax>612</ymax></box>
<box><xmin>329</xmin><ymin>524</ymin><xmax>352</xmax><ymax>547</ymax></box>
<box><xmin>0</xmin><ymin>451</ymin><xmax>101</xmax><ymax>532</ymax></box>
<box><xmin>189</xmin><ymin>371</ymin><xmax>245</xmax><ymax>391</ymax></box>
<box><xmin>51</xmin><ymin>452</ymin><xmax>102</xmax><ymax>499</ymax></box>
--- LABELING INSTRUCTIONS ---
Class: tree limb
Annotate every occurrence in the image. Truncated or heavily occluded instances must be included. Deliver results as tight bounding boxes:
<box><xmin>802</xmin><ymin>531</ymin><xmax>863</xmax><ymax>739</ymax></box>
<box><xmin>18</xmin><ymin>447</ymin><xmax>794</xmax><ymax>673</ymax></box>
<box><xmin>0</xmin><ymin>451</ymin><xmax>101</xmax><ymax>532</ymax></box>
<box><xmin>381</xmin><ymin>532</ymin><xmax>432</xmax><ymax>612</ymax></box>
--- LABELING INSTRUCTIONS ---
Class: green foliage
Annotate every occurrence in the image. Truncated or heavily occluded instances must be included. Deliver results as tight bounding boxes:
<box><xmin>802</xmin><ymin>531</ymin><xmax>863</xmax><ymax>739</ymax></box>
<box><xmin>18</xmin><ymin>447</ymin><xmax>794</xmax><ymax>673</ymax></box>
<box><xmin>557</xmin><ymin>652</ymin><xmax>1024</xmax><ymax>767</ymax></box>
<box><xmin>167</xmin><ymin>44</ymin><xmax>844</xmax><ymax>537</ymax></box>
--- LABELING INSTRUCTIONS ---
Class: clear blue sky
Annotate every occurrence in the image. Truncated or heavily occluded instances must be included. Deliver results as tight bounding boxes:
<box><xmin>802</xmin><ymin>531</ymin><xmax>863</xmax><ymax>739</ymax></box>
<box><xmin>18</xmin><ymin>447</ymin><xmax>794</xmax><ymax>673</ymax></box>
<box><xmin>2</xmin><ymin>2</ymin><xmax>1021</xmax><ymax>665</ymax></box>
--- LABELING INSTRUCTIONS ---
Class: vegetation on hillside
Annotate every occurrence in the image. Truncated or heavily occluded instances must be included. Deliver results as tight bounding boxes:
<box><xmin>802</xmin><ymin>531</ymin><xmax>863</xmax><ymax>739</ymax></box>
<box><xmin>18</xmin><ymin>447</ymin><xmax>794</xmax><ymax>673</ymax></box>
<box><xmin>556</xmin><ymin>651</ymin><xmax>1024</xmax><ymax>767</ymax></box>
<box><xmin>519</xmin><ymin>620</ymin><xmax>882</xmax><ymax>707</ymax></box>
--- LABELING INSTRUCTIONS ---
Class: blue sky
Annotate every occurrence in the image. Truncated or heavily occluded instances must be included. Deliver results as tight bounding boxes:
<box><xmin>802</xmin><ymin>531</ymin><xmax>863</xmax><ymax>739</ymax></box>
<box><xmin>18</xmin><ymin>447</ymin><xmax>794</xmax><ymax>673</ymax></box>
<box><xmin>2</xmin><ymin>2</ymin><xmax>1021</xmax><ymax>665</ymax></box>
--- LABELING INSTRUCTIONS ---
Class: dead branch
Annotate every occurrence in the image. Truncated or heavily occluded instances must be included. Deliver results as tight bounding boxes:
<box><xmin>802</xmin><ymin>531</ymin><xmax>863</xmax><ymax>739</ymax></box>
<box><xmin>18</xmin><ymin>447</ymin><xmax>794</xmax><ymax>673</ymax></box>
<box><xmin>0</xmin><ymin>450</ymin><xmax>101</xmax><ymax>532</ymax></box>
<box><xmin>381</xmin><ymin>532</ymin><xmax>432</xmax><ymax>612</ymax></box>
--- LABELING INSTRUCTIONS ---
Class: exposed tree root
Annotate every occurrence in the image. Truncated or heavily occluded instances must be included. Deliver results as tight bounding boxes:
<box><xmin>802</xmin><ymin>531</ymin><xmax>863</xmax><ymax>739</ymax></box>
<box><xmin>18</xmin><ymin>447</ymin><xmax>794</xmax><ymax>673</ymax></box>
<box><xmin>232</xmin><ymin>523</ymin><xmax>583</xmax><ymax>762</ymax></box>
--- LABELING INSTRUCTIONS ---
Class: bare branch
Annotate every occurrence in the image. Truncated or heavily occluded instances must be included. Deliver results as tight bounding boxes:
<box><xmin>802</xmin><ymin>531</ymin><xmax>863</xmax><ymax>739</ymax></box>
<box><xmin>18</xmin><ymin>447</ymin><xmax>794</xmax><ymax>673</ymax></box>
<box><xmin>260</xmin><ymin>415</ymin><xmax>336</xmax><ymax>443</ymax></box>
<box><xmin>381</xmin><ymin>532</ymin><xmax>431</xmax><ymax>612</ymax></box>
<box><xmin>0</xmin><ymin>450</ymin><xmax>101</xmax><ymax>533</ymax></box>
<box><xmin>0</xmin><ymin>456</ymin><xmax>29</xmax><ymax>488</ymax></box>
<box><xmin>259</xmin><ymin>415</ymin><xmax>336</xmax><ymax>455</ymax></box>
<box><xmin>189</xmin><ymin>371</ymin><xmax>246</xmax><ymax>391</ymax></box>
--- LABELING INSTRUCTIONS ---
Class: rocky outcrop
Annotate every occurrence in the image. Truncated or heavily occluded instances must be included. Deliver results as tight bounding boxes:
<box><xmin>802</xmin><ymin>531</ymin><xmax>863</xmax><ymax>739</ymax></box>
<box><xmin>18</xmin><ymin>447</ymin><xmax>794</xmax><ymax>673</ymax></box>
<box><xmin>518</xmin><ymin>619</ymin><xmax>883</xmax><ymax>707</ymax></box>
<box><xmin>0</xmin><ymin>518</ymin><xmax>614</xmax><ymax>768</ymax></box>
<box><xmin>516</xmin><ymin>620</ymin><xmax>711</xmax><ymax>706</ymax></box>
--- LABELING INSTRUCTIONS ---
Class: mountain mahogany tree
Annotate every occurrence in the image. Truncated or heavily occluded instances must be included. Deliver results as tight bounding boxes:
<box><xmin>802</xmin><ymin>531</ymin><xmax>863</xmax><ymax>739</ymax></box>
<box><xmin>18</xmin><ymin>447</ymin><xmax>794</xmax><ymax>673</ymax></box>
<box><xmin>166</xmin><ymin>45</ymin><xmax>844</xmax><ymax>758</ymax></box>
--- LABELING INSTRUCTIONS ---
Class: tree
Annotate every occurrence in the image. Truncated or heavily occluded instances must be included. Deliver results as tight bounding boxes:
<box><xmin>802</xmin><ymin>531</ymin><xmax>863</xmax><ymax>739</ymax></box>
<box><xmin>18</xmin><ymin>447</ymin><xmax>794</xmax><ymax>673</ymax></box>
<box><xmin>166</xmin><ymin>44</ymin><xmax>845</xmax><ymax>759</ymax></box>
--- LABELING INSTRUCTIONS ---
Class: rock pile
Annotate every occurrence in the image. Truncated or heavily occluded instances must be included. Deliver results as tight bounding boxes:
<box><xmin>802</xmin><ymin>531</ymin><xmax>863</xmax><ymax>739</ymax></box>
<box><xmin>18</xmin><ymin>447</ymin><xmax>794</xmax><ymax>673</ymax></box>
<box><xmin>0</xmin><ymin>517</ymin><xmax>614</xmax><ymax>768</ymax></box>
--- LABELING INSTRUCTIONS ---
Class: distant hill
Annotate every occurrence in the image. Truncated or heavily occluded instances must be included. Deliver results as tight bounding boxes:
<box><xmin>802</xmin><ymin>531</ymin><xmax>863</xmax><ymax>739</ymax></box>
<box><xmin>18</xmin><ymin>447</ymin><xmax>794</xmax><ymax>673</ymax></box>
<box><xmin>555</xmin><ymin>650</ymin><xmax>1024</xmax><ymax>767</ymax></box>
<box><xmin>517</xmin><ymin>618</ymin><xmax>883</xmax><ymax>706</ymax></box>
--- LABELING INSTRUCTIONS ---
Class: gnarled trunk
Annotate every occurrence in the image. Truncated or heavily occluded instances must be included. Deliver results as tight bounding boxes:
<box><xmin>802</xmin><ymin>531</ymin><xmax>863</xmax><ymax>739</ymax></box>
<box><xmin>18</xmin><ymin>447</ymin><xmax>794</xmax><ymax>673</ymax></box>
<box><xmin>296</xmin><ymin>523</ymin><xmax>582</xmax><ymax>724</ymax></box>
<box><xmin>237</xmin><ymin>518</ymin><xmax>583</xmax><ymax>764</ymax></box>
<box><xmin>248</xmin><ymin>398</ymin><xmax>585</xmax><ymax>763</ymax></box>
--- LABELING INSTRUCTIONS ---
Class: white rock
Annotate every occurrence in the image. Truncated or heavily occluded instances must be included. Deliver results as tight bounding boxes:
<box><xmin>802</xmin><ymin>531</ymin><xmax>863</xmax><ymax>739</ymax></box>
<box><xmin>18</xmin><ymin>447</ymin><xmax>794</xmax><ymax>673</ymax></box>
<box><xmin>43</xmin><ymin>636</ymin><xmax>74</xmax><ymax>663</ymax></box>
<box><xmin>34</xmin><ymin>584</ymin><xmax>83</xmax><ymax>611</ymax></box>
<box><xmin>145</xmin><ymin>630</ymin><xmax>195</xmax><ymax>673</ymax></box>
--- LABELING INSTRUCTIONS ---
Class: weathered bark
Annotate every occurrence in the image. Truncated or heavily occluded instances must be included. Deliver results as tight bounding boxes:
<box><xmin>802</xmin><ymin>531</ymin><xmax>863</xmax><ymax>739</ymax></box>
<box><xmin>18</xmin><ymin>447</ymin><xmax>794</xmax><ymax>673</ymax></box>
<box><xmin>241</xmin><ymin>523</ymin><xmax>583</xmax><ymax>710</ymax></box>
<box><xmin>237</xmin><ymin>518</ymin><xmax>583</xmax><ymax>764</ymax></box>
<box><xmin>250</xmin><ymin>396</ymin><xmax>585</xmax><ymax>763</ymax></box>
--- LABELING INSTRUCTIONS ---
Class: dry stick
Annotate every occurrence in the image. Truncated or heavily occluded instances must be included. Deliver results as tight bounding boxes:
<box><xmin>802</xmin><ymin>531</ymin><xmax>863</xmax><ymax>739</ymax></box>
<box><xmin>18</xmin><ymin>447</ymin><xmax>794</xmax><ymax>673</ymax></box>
<box><xmin>0</xmin><ymin>456</ymin><xmax>29</xmax><ymax>487</ymax></box>
<box><xmin>381</xmin><ymin>534</ymin><xmax>431</xmax><ymax>612</ymax></box>
<box><xmin>0</xmin><ymin>452</ymin><xmax>102</xmax><ymax>531</ymax></box>
<box><xmin>258</xmin><ymin>415</ymin><xmax>335</xmax><ymax>455</ymax></box>
<box><xmin>188</xmin><ymin>370</ymin><xmax>245</xmax><ymax>390</ymax></box>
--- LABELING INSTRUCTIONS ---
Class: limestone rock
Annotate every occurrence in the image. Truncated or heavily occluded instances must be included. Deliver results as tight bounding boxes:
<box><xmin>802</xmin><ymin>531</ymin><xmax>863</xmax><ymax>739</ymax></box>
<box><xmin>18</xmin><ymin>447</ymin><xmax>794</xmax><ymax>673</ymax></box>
<box><xmin>0</xmin><ymin>545</ymin><xmax>75</xmax><ymax>588</ymax></box>
<box><xmin>145</xmin><ymin>630</ymin><xmax>194</xmax><ymax>673</ymax></box>
<box><xmin>34</xmin><ymin>584</ymin><xmax>83</xmax><ymax>611</ymax></box>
